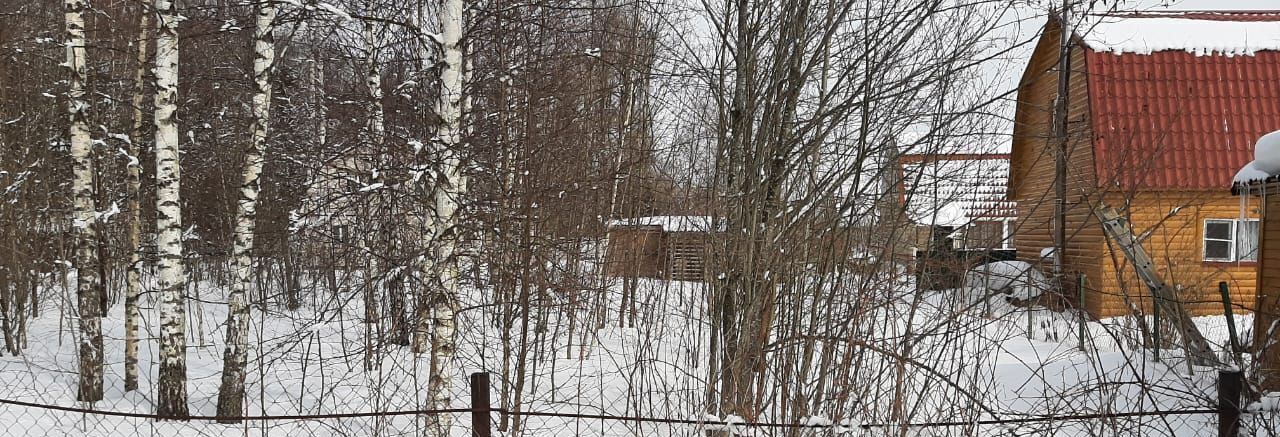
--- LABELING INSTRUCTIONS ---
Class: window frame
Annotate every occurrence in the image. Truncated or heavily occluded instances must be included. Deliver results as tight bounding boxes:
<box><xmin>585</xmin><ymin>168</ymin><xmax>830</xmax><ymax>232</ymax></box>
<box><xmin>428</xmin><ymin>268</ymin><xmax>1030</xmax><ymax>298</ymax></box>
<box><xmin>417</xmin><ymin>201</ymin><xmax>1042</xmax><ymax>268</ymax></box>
<box><xmin>1001</xmin><ymin>219</ymin><xmax>1014</xmax><ymax>250</ymax></box>
<box><xmin>1202</xmin><ymin>218</ymin><xmax>1259</xmax><ymax>262</ymax></box>
<box><xmin>1203</xmin><ymin>219</ymin><xmax>1236</xmax><ymax>262</ymax></box>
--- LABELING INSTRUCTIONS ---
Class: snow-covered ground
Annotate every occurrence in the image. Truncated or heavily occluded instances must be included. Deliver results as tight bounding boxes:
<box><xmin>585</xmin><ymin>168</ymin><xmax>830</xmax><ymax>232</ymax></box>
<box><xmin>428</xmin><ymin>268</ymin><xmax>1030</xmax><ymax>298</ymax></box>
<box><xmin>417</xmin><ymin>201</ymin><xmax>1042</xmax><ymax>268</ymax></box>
<box><xmin>0</xmin><ymin>267</ymin><xmax>1275</xmax><ymax>436</ymax></box>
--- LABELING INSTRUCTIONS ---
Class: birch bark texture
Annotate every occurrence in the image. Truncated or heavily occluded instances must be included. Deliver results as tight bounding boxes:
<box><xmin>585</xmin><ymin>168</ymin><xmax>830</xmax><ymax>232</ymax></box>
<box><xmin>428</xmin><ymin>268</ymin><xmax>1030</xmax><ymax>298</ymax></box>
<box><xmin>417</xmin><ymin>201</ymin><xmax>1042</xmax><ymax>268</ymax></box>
<box><xmin>363</xmin><ymin>23</ymin><xmax>386</xmax><ymax>151</ymax></box>
<box><xmin>216</xmin><ymin>0</ymin><xmax>276</xmax><ymax>421</ymax></box>
<box><xmin>124</xmin><ymin>1</ymin><xmax>151</xmax><ymax>394</ymax></box>
<box><xmin>410</xmin><ymin>0</ymin><xmax>433</xmax><ymax>351</ymax></box>
<box><xmin>66</xmin><ymin>0</ymin><xmax>103</xmax><ymax>403</ymax></box>
<box><xmin>359</xmin><ymin>21</ymin><xmax>391</xmax><ymax>360</ymax></box>
<box><xmin>153</xmin><ymin>0</ymin><xmax>189</xmax><ymax>418</ymax></box>
<box><xmin>427</xmin><ymin>0</ymin><xmax>466</xmax><ymax>434</ymax></box>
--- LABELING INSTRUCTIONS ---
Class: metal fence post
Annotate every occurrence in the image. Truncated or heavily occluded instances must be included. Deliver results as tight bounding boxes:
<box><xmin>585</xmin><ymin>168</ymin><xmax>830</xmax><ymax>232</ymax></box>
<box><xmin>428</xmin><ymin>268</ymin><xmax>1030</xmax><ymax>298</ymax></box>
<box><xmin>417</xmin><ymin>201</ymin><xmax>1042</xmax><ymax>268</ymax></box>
<box><xmin>1219</xmin><ymin>370</ymin><xmax>1243</xmax><ymax>437</ymax></box>
<box><xmin>471</xmin><ymin>372</ymin><xmax>492</xmax><ymax>437</ymax></box>
<box><xmin>1153</xmin><ymin>296</ymin><xmax>1162</xmax><ymax>362</ymax></box>
<box><xmin>1219</xmin><ymin>282</ymin><xmax>1243</xmax><ymax>363</ymax></box>
<box><xmin>1078</xmin><ymin>273</ymin><xmax>1087</xmax><ymax>351</ymax></box>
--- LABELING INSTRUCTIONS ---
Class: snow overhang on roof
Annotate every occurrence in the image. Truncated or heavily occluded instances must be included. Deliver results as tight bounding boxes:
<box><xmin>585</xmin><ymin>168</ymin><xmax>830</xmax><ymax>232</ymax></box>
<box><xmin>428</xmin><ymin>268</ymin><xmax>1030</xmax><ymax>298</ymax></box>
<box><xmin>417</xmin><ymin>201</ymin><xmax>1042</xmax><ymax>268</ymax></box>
<box><xmin>1079</xmin><ymin>12</ymin><xmax>1280</xmax><ymax>56</ymax></box>
<box><xmin>1232</xmin><ymin>130</ymin><xmax>1280</xmax><ymax>193</ymax></box>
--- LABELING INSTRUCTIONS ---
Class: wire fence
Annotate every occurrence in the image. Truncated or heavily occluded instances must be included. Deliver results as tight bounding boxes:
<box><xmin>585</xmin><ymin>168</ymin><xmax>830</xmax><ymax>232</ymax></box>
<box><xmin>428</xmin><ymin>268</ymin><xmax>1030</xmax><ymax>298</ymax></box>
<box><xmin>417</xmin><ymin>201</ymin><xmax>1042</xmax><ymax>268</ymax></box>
<box><xmin>1</xmin><ymin>261</ymin><xmax>1277</xmax><ymax>437</ymax></box>
<box><xmin>0</xmin><ymin>372</ymin><xmax>1273</xmax><ymax>437</ymax></box>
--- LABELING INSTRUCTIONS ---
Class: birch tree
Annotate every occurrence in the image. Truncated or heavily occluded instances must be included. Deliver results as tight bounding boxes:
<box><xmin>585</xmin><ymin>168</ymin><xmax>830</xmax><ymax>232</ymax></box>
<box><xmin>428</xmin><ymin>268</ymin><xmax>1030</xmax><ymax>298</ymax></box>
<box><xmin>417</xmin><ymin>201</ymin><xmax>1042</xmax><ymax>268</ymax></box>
<box><xmin>427</xmin><ymin>0</ymin><xmax>466</xmax><ymax>433</ymax></box>
<box><xmin>123</xmin><ymin>0</ymin><xmax>151</xmax><ymax>394</ymax></box>
<box><xmin>153</xmin><ymin>0</ymin><xmax>188</xmax><ymax>418</ymax></box>
<box><xmin>216</xmin><ymin>0</ymin><xmax>277</xmax><ymax>421</ymax></box>
<box><xmin>359</xmin><ymin>18</ymin><xmax>385</xmax><ymax>370</ymax></box>
<box><xmin>66</xmin><ymin>0</ymin><xmax>103</xmax><ymax>403</ymax></box>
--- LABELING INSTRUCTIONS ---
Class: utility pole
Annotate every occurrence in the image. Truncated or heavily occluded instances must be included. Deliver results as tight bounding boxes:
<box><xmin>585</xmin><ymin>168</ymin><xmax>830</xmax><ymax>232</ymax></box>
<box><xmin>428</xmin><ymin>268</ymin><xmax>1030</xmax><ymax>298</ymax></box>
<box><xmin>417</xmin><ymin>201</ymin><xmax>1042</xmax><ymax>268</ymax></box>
<box><xmin>1052</xmin><ymin>0</ymin><xmax>1072</xmax><ymax>283</ymax></box>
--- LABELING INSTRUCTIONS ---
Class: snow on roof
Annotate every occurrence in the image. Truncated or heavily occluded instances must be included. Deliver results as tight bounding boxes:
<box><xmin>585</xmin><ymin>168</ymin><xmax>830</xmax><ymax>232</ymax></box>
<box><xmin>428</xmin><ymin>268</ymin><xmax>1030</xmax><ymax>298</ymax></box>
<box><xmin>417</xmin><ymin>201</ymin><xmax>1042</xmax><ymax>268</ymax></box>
<box><xmin>1233</xmin><ymin>161</ymin><xmax>1270</xmax><ymax>184</ymax></box>
<box><xmin>1234</xmin><ymin>130</ymin><xmax>1280</xmax><ymax>185</ymax></box>
<box><xmin>607</xmin><ymin>216</ymin><xmax>713</xmax><ymax>233</ymax></box>
<box><xmin>1079</xmin><ymin>12</ymin><xmax>1280</xmax><ymax>56</ymax></box>
<box><xmin>900</xmin><ymin>156</ymin><xmax>1014</xmax><ymax>227</ymax></box>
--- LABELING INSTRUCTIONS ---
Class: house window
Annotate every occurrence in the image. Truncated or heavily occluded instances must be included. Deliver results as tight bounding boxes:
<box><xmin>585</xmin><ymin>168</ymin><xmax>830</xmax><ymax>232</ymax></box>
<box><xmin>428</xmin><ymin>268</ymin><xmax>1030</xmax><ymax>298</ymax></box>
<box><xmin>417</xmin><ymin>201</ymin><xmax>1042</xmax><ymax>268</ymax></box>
<box><xmin>966</xmin><ymin>221</ymin><xmax>1003</xmax><ymax>250</ymax></box>
<box><xmin>1240</xmin><ymin>220</ymin><xmax>1260</xmax><ymax>261</ymax></box>
<box><xmin>1204</xmin><ymin>219</ymin><xmax>1259</xmax><ymax>262</ymax></box>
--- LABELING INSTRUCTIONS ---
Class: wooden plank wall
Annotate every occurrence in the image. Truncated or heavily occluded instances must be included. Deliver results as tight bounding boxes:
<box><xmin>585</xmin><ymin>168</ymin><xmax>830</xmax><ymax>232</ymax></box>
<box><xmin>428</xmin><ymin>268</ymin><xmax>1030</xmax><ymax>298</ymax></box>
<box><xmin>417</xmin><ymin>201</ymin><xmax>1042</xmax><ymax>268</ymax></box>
<box><xmin>1009</xmin><ymin>29</ymin><xmax>1107</xmax><ymax>315</ymax></box>
<box><xmin>666</xmin><ymin>232</ymin><xmax>707</xmax><ymax>281</ymax></box>
<box><xmin>1096</xmin><ymin>192</ymin><xmax>1258</xmax><ymax>317</ymax></box>
<box><xmin>1008</xmin><ymin>24</ymin><xmax>1258</xmax><ymax>318</ymax></box>
<box><xmin>604</xmin><ymin>227</ymin><xmax>665</xmax><ymax>278</ymax></box>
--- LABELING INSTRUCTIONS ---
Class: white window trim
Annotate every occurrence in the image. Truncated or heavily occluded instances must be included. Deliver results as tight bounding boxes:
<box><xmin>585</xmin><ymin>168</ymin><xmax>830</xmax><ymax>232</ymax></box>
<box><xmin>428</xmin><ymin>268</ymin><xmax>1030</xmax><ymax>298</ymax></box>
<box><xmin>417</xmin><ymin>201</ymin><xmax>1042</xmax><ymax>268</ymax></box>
<box><xmin>1000</xmin><ymin>219</ymin><xmax>1014</xmax><ymax>250</ymax></box>
<box><xmin>1203</xmin><ymin>219</ymin><xmax>1236</xmax><ymax>262</ymax></box>
<box><xmin>1203</xmin><ymin>218</ymin><xmax>1259</xmax><ymax>262</ymax></box>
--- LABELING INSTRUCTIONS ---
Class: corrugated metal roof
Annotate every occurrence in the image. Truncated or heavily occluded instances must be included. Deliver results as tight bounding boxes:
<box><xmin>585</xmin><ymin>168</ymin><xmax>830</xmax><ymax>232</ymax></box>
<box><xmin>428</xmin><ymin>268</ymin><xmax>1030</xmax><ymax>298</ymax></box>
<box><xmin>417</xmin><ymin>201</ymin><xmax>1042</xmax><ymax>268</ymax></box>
<box><xmin>1081</xmin><ymin>12</ymin><xmax>1280</xmax><ymax>190</ymax></box>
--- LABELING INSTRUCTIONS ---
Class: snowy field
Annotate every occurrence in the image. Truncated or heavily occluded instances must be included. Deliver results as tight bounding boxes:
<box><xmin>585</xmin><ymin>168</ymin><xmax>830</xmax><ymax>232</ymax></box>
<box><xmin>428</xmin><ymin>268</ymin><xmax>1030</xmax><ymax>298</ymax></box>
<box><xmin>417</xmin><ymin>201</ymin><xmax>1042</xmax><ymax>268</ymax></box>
<box><xmin>0</xmin><ymin>267</ymin><xmax>1276</xmax><ymax>436</ymax></box>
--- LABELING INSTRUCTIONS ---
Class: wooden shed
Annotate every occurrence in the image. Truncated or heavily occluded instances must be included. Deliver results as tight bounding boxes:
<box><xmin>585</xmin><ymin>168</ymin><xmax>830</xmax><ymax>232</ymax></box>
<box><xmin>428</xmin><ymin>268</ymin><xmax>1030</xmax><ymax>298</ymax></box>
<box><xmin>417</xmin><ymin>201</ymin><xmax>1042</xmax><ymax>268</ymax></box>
<box><xmin>1009</xmin><ymin>11</ymin><xmax>1279</xmax><ymax>317</ymax></box>
<box><xmin>899</xmin><ymin>153</ymin><xmax>1017</xmax><ymax>251</ymax></box>
<box><xmin>898</xmin><ymin>153</ymin><xmax>1019</xmax><ymax>289</ymax></box>
<box><xmin>604</xmin><ymin>216</ymin><xmax>710</xmax><ymax>282</ymax></box>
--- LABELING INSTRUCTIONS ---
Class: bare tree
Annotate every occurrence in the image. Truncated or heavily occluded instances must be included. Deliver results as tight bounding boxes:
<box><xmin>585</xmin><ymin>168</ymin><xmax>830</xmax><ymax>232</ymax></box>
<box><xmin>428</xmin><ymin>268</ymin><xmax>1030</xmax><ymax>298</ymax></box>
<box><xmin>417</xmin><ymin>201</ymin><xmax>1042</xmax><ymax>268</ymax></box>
<box><xmin>680</xmin><ymin>0</ymin><xmax>1022</xmax><ymax>425</ymax></box>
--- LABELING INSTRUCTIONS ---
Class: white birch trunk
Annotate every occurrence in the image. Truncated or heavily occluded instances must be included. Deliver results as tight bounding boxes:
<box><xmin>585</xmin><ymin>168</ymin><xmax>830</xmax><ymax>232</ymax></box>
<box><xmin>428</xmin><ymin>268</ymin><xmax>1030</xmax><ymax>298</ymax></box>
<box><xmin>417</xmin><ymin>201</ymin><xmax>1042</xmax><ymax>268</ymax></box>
<box><xmin>363</xmin><ymin>24</ymin><xmax>386</xmax><ymax>150</ymax></box>
<box><xmin>360</xmin><ymin>23</ymin><xmax>390</xmax><ymax>360</ymax></box>
<box><xmin>410</xmin><ymin>1</ymin><xmax>434</xmax><ymax>357</ymax></box>
<box><xmin>153</xmin><ymin>0</ymin><xmax>189</xmax><ymax>418</ymax></box>
<box><xmin>124</xmin><ymin>1</ymin><xmax>151</xmax><ymax>394</ymax></box>
<box><xmin>66</xmin><ymin>0</ymin><xmax>103</xmax><ymax>403</ymax></box>
<box><xmin>428</xmin><ymin>0</ymin><xmax>466</xmax><ymax>434</ymax></box>
<box><xmin>311</xmin><ymin>57</ymin><xmax>326</xmax><ymax>149</ymax></box>
<box><xmin>216</xmin><ymin>0</ymin><xmax>275</xmax><ymax>421</ymax></box>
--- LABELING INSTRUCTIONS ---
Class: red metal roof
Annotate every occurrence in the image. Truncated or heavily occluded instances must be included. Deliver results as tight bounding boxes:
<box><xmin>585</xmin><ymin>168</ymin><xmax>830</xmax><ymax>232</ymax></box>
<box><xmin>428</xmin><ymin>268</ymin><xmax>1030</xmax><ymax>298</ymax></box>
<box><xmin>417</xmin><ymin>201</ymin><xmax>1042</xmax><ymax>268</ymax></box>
<box><xmin>1081</xmin><ymin>12</ymin><xmax>1280</xmax><ymax>190</ymax></box>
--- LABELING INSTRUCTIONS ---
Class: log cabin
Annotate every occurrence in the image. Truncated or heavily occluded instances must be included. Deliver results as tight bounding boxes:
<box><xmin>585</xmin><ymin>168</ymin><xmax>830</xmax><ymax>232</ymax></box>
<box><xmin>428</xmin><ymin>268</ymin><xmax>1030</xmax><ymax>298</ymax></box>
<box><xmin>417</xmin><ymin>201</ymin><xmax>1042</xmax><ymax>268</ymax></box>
<box><xmin>1010</xmin><ymin>11</ymin><xmax>1280</xmax><ymax>318</ymax></box>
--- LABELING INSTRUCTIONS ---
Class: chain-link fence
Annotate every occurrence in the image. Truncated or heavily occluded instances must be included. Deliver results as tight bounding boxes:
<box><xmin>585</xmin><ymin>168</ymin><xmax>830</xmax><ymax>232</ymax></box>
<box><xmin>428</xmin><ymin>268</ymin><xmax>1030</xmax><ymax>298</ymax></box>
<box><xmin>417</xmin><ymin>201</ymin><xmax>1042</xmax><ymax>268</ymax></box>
<box><xmin>1</xmin><ymin>264</ymin><xmax>1277</xmax><ymax>437</ymax></box>
<box><xmin>0</xmin><ymin>372</ymin><xmax>1270</xmax><ymax>437</ymax></box>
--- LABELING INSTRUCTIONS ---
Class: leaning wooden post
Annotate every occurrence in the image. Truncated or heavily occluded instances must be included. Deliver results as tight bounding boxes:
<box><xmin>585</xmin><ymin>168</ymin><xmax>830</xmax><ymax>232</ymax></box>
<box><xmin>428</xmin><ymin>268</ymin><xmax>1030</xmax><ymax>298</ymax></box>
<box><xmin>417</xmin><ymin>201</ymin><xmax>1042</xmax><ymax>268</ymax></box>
<box><xmin>1220</xmin><ymin>282</ymin><xmax>1244</xmax><ymax>364</ymax></box>
<box><xmin>1219</xmin><ymin>369</ymin><xmax>1243</xmax><ymax>437</ymax></box>
<box><xmin>471</xmin><ymin>372</ymin><xmax>493</xmax><ymax>437</ymax></box>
